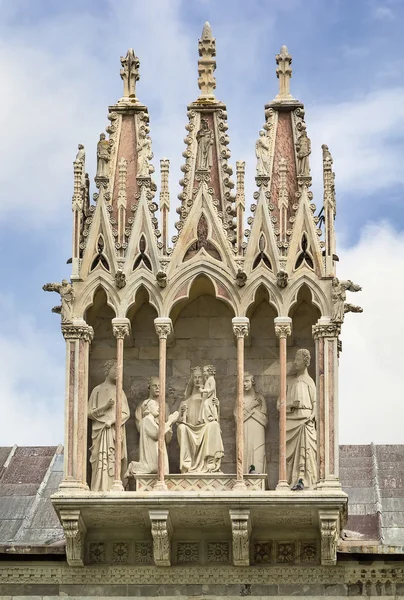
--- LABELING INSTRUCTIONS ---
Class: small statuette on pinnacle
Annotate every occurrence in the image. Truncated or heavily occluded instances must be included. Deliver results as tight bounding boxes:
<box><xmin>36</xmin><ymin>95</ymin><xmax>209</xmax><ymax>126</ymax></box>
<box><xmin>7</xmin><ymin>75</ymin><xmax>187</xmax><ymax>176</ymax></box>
<box><xmin>296</xmin><ymin>129</ymin><xmax>311</xmax><ymax>177</ymax></box>
<box><xmin>120</xmin><ymin>48</ymin><xmax>140</xmax><ymax>98</ymax></box>
<box><xmin>197</xmin><ymin>21</ymin><xmax>217</xmax><ymax>101</ymax></box>
<box><xmin>255</xmin><ymin>130</ymin><xmax>270</xmax><ymax>177</ymax></box>
<box><xmin>43</xmin><ymin>279</ymin><xmax>75</xmax><ymax>323</ymax></box>
<box><xmin>273</xmin><ymin>45</ymin><xmax>295</xmax><ymax>103</ymax></box>
<box><xmin>96</xmin><ymin>133</ymin><xmax>110</xmax><ymax>179</ymax></box>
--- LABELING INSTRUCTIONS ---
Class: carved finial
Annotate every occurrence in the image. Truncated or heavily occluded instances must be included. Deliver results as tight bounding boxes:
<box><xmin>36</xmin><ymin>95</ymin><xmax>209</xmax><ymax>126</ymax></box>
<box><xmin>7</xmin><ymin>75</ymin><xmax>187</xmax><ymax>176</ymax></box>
<box><xmin>120</xmin><ymin>49</ymin><xmax>140</xmax><ymax>98</ymax></box>
<box><xmin>274</xmin><ymin>45</ymin><xmax>295</xmax><ymax>102</ymax></box>
<box><xmin>160</xmin><ymin>159</ymin><xmax>170</xmax><ymax>210</ymax></box>
<box><xmin>236</xmin><ymin>161</ymin><xmax>245</xmax><ymax>210</ymax></box>
<box><xmin>197</xmin><ymin>21</ymin><xmax>216</xmax><ymax>101</ymax></box>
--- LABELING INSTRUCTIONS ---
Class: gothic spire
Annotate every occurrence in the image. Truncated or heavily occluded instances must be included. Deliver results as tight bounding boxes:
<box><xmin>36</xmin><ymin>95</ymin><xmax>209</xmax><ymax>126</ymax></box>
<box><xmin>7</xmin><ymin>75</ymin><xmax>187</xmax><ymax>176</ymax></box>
<box><xmin>197</xmin><ymin>21</ymin><xmax>217</xmax><ymax>102</ymax></box>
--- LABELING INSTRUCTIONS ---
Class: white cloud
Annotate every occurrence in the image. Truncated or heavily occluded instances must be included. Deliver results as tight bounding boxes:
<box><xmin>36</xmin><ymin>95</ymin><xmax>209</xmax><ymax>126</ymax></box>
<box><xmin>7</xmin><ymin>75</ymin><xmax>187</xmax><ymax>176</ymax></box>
<box><xmin>0</xmin><ymin>293</ymin><xmax>64</xmax><ymax>445</ymax></box>
<box><xmin>373</xmin><ymin>5</ymin><xmax>394</xmax><ymax>20</ymax></box>
<box><xmin>339</xmin><ymin>221</ymin><xmax>404</xmax><ymax>443</ymax></box>
<box><xmin>308</xmin><ymin>88</ymin><xmax>404</xmax><ymax>198</ymax></box>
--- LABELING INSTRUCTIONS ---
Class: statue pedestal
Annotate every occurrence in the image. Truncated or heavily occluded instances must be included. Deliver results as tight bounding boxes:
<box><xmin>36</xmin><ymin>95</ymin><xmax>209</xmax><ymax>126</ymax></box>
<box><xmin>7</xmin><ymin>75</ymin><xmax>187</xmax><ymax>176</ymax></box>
<box><xmin>133</xmin><ymin>473</ymin><xmax>267</xmax><ymax>492</ymax></box>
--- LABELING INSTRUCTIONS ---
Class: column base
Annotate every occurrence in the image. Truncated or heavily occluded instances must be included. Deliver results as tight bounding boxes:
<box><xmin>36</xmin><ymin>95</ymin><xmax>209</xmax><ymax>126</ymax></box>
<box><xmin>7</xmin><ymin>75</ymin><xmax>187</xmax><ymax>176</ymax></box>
<box><xmin>59</xmin><ymin>478</ymin><xmax>88</xmax><ymax>492</ymax></box>
<box><xmin>154</xmin><ymin>479</ymin><xmax>168</xmax><ymax>491</ymax></box>
<box><xmin>316</xmin><ymin>478</ymin><xmax>342</xmax><ymax>491</ymax></box>
<box><xmin>233</xmin><ymin>480</ymin><xmax>248</xmax><ymax>492</ymax></box>
<box><xmin>111</xmin><ymin>480</ymin><xmax>124</xmax><ymax>492</ymax></box>
<box><xmin>276</xmin><ymin>480</ymin><xmax>290</xmax><ymax>491</ymax></box>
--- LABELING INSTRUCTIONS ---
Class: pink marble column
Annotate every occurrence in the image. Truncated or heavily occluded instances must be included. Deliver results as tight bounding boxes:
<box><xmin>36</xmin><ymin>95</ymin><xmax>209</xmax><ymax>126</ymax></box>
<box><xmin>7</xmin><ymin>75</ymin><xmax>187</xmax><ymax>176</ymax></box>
<box><xmin>232</xmin><ymin>317</ymin><xmax>250</xmax><ymax>489</ymax></box>
<box><xmin>60</xmin><ymin>321</ymin><xmax>93</xmax><ymax>490</ymax></box>
<box><xmin>112</xmin><ymin>318</ymin><xmax>131</xmax><ymax>492</ymax></box>
<box><xmin>313</xmin><ymin>319</ymin><xmax>341</xmax><ymax>489</ymax></box>
<box><xmin>154</xmin><ymin>318</ymin><xmax>172</xmax><ymax>491</ymax></box>
<box><xmin>274</xmin><ymin>317</ymin><xmax>292</xmax><ymax>491</ymax></box>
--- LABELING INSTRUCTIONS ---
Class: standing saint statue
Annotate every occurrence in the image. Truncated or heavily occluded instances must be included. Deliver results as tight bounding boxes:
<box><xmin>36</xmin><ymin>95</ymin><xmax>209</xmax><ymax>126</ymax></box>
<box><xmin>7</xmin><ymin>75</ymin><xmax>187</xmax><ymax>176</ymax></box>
<box><xmin>196</xmin><ymin>118</ymin><xmax>214</xmax><ymax>170</ymax></box>
<box><xmin>42</xmin><ymin>279</ymin><xmax>75</xmax><ymax>323</ymax></box>
<box><xmin>88</xmin><ymin>360</ymin><xmax>130</xmax><ymax>491</ymax></box>
<box><xmin>255</xmin><ymin>130</ymin><xmax>270</xmax><ymax>176</ymax></box>
<box><xmin>296</xmin><ymin>129</ymin><xmax>311</xmax><ymax>176</ymax></box>
<box><xmin>137</xmin><ymin>130</ymin><xmax>153</xmax><ymax>177</ymax></box>
<box><xmin>96</xmin><ymin>133</ymin><xmax>110</xmax><ymax>178</ymax></box>
<box><xmin>75</xmin><ymin>143</ymin><xmax>86</xmax><ymax>189</ymax></box>
<box><xmin>280</xmin><ymin>349</ymin><xmax>317</xmax><ymax>488</ymax></box>
<box><xmin>126</xmin><ymin>400</ymin><xmax>179</xmax><ymax>476</ymax></box>
<box><xmin>177</xmin><ymin>366</ymin><xmax>224</xmax><ymax>473</ymax></box>
<box><xmin>234</xmin><ymin>372</ymin><xmax>268</xmax><ymax>474</ymax></box>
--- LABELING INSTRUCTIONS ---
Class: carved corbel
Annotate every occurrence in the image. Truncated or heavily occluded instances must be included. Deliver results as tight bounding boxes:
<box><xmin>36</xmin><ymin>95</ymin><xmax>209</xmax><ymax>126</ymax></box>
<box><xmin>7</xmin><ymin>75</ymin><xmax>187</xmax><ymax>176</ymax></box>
<box><xmin>60</xmin><ymin>509</ymin><xmax>86</xmax><ymax>567</ymax></box>
<box><xmin>319</xmin><ymin>509</ymin><xmax>339</xmax><ymax>566</ymax></box>
<box><xmin>149</xmin><ymin>509</ymin><xmax>172</xmax><ymax>566</ymax></box>
<box><xmin>229</xmin><ymin>509</ymin><xmax>251</xmax><ymax>566</ymax></box>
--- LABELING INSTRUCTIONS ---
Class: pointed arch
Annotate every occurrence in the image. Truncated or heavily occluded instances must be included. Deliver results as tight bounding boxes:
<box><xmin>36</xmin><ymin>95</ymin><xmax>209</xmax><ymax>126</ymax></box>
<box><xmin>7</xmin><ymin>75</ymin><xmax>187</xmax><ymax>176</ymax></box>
<box><xmin>125</xmin><ymin>280</ymin><xmax>162</xmax><ymax>319</ymax></box>
<box><xmin>76</xmin><ymin>276</ymin><xmax>120</xmax><ymax>320</ymax></box>
<box><xmin>286</xmin><ymin>278</ymin><xmax>328</xmax><ymax>317</ymax></box>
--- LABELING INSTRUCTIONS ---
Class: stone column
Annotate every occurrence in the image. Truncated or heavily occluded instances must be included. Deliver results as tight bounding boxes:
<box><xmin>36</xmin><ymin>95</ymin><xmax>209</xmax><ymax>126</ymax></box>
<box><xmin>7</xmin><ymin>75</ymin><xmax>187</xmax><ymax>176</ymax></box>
<box><xmin>313</xmin><ymin>319</ymin><xmax>341</xmax><ymax>488</ymax></box>
<box><xmin>274</xmin><ymin>317</ymin><xmax>292</xmax><ymax>491</ymax></box>
<box><xmin>154</xmin><ymin>317</ymin><xmax>172</xmax><ymax>491</ymax></box>
<box><xmin>112</xmin><ymin>318</ymin><xmax>131</xmax><ymax>492</ymax></box>
<box><xmin>232</xmin><ymin>317</ymin><xmax>250</xmax><ymax>488</ymax></box>
<box><xmin>60</xmin><ymin>321</ymin><xmax>93</xmax><ymax>490</ymax></box>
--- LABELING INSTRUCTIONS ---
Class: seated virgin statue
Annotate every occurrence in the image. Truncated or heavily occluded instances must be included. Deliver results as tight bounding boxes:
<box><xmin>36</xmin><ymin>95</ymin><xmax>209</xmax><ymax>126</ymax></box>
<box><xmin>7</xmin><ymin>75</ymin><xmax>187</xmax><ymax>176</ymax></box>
<box><xmin>126</xmin><ymin>399</ymin><xmax>179</xmax><ymax>476</ymax></box>
<box><xmin>177</xmin><ymin>365</ymin><xmax>224</xmax><ymax>473</ymax></box>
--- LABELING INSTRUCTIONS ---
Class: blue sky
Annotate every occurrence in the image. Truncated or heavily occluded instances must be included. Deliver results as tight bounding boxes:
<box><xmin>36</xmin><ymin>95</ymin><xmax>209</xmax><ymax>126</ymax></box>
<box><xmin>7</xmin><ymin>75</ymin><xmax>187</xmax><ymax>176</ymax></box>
<box><xmin>1</xmin><ymin>0</ymin><xmax>403</xmax><ymax>445</ymax></box>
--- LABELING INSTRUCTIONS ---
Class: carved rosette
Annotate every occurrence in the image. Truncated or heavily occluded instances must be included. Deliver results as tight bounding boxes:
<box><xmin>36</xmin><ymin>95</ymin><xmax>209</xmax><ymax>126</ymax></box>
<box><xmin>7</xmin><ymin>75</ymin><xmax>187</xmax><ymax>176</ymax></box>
<box><xmin>275</xmin><ymin>323</ymin><xmax>292</xmax><ymax>339</ymax></box>
<box><xmin>229</xmin><ymin>509</ymin><xmax>251</xmax><ymax>566</ymax></box>
<box><xmin>60</xmin><ymin>510</ymin><xmax>86</xmax><ymax>567</ymax></box>
<box><xmin>149</xmin><ymin>510</ymin><xmax>172</xmax><ymax>567</ymax></box>
<box><xmin>319</xmin><ymin>510</ymin><xmax>339</xmax><ymax>566</ymax></box>
<box><xmin>312</xmin><ymin>323</ymin><xmax>341</xmax><ymax>339</ymax></box>
<box><xmin>61</xmin><ymin>323</ymin><xmax>94</xmax><ymax>342</ymax></box>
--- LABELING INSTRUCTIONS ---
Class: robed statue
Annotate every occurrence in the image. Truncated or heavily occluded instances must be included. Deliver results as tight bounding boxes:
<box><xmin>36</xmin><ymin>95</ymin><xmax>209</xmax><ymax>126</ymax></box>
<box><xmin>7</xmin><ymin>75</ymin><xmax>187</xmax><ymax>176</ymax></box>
<box><xmin>255</xmin><ymin>130</ymin><xmax>270</xmax><ymax>176</ymax></box>
<box><xmin>280</xmin><ymin>349</ymin><xmax>317</xmax><ymax>488</ymax></box>
<box><xmin>177</xmin><ymin>365</ymin><xmax>224</xmax><ymax>473</ymax></box>
<box><xmin>234</xmin><ymin>372</ymin><xmax>268</xmax><ymax>473</ymax></box>
<box><xmin>88</xmin><ymin>360</ymin><xmax>130</xmax><ymax>491</ymax></box>
<box><xmin>196</xmin><ymin>118</ymin><xmax>214</xmax><ymax>171</ymax></box>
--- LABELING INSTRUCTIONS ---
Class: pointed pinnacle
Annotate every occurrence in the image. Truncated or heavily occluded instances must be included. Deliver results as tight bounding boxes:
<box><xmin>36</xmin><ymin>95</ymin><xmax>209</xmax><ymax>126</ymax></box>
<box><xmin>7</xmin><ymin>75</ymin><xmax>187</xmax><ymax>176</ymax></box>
<box><xmin>202</xmin><ymin>21</ymin><xmax>213</xmax><ymax>40</ymax></box>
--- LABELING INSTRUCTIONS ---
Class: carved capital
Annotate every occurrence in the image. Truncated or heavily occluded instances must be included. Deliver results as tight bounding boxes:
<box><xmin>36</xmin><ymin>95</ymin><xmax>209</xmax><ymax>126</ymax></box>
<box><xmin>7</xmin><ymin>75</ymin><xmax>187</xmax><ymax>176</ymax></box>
<box><xmin>112</xmin><ymin>318</ymin><xmax>131</xmax><ymax>340</ymax></box>
<box><xmin>229</xmin><ymin>509</ymin><xmax>251</xmax><ymax>566</ymax></box>
<box><xmin>232</xmin><ymin>317</ymin><xmax>249</xmax><ymax>338</ymax></box>
<box><xmin>60</xmin><ymin>509</ymin><xmax>86</xmax><ymax>567</ymax></box>
<box><xmin>149</xmin><ymin>510</ymin><xmax>172</xmax><ymax>567</ymax></box>
<box><xmin>312</xmin><ymin>322</ymin><xmax>341</xmax><ymax>339</ymax></box>
<box><xmin>154</xmin><ymin>317</ymin><xmax>172</xmax><ymax>340</ymax></box>
<box><xmin>275</xmin><ymin>324</ymin><xmax>291</xmax><ymax>338</ymax></box>
<box><xmin>319</xmin><ymin>510</ymin><xmax>339</xmax><ymax>566</ymax></box>
<box><xmin>62</xmin><ymin>323</ymin><xmax>94</xmax><ymax>342</ymax></box>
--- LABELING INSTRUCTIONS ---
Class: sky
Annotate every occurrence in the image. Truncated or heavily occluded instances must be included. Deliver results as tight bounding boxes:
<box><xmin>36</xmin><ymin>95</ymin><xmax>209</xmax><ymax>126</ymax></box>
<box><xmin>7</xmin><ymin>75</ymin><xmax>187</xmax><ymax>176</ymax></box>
<box><xmin>0</xmin><ymin>0</ymin><xmax>403</xmax><ymax>445</ymax></box>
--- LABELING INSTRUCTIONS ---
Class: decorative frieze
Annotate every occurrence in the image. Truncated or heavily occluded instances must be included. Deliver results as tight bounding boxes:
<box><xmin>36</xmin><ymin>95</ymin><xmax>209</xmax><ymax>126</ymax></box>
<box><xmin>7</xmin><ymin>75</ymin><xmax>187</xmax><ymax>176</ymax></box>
<box><xmin>112</xmin><ymin>541</ymin><xmax>130</xmax><ymax>564</ymax></box>
<box><xmin>177</xmin><ymin>542</ymin><xmax>199</xmax><ymax>564</ymax></box>
<box><xmin>134</xmin><ymin>541</ymin><xmax>153</xmax><ymax>564</ymax></box>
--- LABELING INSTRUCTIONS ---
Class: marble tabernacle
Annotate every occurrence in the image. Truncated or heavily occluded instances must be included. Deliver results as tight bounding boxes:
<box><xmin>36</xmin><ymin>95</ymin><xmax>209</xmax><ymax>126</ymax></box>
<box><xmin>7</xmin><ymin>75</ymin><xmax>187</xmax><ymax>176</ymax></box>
<box><xmin>37</xmin><ymin>22</ymin><xmax>374</xmax><ymax>582</ymax></box>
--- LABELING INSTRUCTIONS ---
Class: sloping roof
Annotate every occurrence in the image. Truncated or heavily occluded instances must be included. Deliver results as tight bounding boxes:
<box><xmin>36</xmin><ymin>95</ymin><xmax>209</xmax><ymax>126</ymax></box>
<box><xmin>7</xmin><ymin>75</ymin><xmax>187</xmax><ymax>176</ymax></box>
<box><xmin>0</xmin><ymin>444</ymin><xmax>403</xmax><ymax>554</ymax></box>
<box><xmin>0</xmin><ymin>445</ymin><xmax>65</xmax><ymax>552</ymax></box>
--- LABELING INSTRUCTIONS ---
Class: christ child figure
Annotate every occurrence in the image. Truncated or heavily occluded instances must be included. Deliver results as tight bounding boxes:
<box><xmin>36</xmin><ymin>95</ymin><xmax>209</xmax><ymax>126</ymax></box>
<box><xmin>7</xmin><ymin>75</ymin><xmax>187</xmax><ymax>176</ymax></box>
<box><xmin>198</xmin><ymin>364</ymin><xmax>219</xmax><ymax>423</ymax></box>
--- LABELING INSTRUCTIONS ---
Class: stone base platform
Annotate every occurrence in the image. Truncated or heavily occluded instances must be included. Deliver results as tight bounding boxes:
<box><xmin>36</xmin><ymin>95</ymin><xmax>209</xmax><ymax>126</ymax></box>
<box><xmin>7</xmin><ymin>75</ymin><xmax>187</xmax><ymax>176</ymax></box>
<box><xmin>132</xmin><ymin>473</ymin><xmax>267</xmax><ymax>492</ymax></box>
<box><xmin>51</xmin><ymin>488</ymin><xmax>348</xmax><ymax>568</ymax></box>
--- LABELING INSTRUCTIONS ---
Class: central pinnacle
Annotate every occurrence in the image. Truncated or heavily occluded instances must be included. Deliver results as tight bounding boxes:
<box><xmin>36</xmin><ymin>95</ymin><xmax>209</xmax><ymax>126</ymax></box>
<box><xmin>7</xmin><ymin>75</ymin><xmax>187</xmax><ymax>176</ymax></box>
<box><xmin>120</xmin><ymin>48</ymin><xmax>140</xmax><ymax>98</ymax></box>
<box><xmin>197</xmin><ymin>21</ymin><xmax>217</xmax><ymax>102</ymax></box>
<box><xmin>273</xmin><ymin>45</ymin><xmax>295</xmax><ymax>103</ymax></box>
